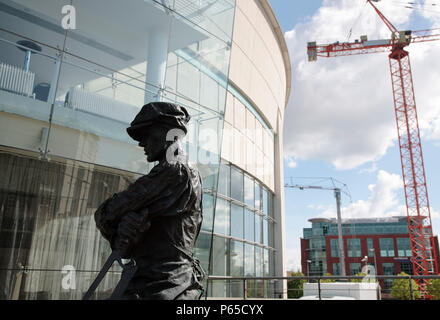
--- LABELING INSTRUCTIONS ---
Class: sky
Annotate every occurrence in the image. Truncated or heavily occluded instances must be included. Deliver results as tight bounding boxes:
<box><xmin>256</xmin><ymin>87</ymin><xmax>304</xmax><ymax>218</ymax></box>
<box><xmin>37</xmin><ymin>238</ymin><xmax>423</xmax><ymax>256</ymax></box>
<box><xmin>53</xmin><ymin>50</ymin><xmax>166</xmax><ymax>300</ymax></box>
<box><xmin>268</xmin><ymin>0</ymin><xmax>440</xmax><ymax>272</ymax></box>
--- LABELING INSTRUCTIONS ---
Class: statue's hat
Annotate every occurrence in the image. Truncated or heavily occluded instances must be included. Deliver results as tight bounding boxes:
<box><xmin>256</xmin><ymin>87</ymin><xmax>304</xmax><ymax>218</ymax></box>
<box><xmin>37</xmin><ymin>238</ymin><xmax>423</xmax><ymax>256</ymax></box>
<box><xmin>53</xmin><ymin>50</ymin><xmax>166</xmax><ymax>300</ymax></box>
<box><xmin>127</xmin><ymin>102</ymin><xmax>191</xmax><ymax>142</ymax></box>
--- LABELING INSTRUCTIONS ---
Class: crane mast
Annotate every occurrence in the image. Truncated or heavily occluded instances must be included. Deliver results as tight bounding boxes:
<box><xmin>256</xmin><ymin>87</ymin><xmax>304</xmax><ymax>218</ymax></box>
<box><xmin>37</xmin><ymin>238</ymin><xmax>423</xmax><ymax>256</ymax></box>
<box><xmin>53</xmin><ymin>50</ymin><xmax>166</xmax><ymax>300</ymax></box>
<box><xmin>306</xmin><ymin>0</ymin><xmax>439</xmax><ymax>296</ymax></box>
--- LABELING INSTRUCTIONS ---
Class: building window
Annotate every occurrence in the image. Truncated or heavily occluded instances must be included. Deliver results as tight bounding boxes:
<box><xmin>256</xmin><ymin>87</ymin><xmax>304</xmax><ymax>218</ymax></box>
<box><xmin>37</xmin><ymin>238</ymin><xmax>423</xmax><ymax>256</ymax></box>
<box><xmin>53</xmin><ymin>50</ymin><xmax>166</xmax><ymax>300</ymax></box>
<box><xmin>400</xmin><ymin>261</ymin><xmax>413</xmax><ymax>275</ymax></box>
<box><xmin>262</xmin><ymin>187</ymin><xmax>268</xmax><ymax>215</ymax></box>
<box><xmin>244</xmin><ymin>209</ymin><xmax>255</xmax><ymax>242</ymax></box>
<box><xmin>244</xmin><ymin>175</ymin><xmax>254</xmax><ymax>208</ymax></box>
<box><xmin>367</xmin><ymin>238</ymin><xmax>374</xmax><ymax>257</ymax></box>
<box><xmin>347</xmin><ymin>238</ymin><xmax>361</xmax><ymax>257</ymax></box>
<box><xmin>330</xmin><ymin>239</ymin><xmax>340</xmax><ymax>258</ymax></box>
<box><xmin>379</xmin><ymin>238</ymin><xmax>395</xmax><ymax>257</ymax></box>
<box><xmin>382</xmin><ymin>262</ymin><xmax>395</xmax><ymax>290</ymax></box>
<box><xmin>217</xmin><ymin>162</ymin><xmax>230</xmax><ymax>197</ymax></box>
<box><xmin>212</xmin><ymin>236</ymin><xmax>229</xmax><ymax>276</ymax></box>
<box><xmin>231</xmin><ymin>166</ymin><xmax>243</xmax><ymax>202</ymax></box>
<box><xmin>214</xmin><ymin>198</ymin><xmax>230</xmax><ymax>235</ymax></box>
<box><xmin>255</xmin><ymin>214</ymin><xmax>262</xmax><ymax>244</ymax></box>
<box><xmin>396</xmin><ymin>238</ymin><xmax>412</xmax><ymax>257</ymax></box>
<box><xmin>349</xmin><ymin>263</ymin><xmax>362</xmax><ymax>275</ymax></box>
<box><xmin>333</xmin><ymin>263</ymin><xmax>341</xmax><ymax>276</ymax></box>
<box><xmin>230</xmin><ymin>203</ymin><xmax>244</xmax><ymax>239</ymax></box>
<box><xmin>254</xmin><ymin>183</ymin><xmax>261</xmax><ymax>211</ymax></box>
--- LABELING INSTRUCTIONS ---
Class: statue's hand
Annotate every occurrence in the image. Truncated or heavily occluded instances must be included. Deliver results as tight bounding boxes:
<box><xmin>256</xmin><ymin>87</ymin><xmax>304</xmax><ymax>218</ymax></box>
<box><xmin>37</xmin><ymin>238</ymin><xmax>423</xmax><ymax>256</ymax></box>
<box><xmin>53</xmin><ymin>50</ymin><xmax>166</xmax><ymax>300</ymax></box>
<box><xmin>115</xmin><ymin>210</ymin><xmax>150</xmax><ymax>258</ymax></box>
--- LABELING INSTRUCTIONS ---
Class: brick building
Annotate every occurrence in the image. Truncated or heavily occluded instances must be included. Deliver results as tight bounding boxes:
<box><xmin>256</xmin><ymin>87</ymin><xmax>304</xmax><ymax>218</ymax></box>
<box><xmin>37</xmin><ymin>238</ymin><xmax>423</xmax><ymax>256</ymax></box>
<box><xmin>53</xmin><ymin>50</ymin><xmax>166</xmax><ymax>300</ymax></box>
<box><xmin>301</xmin><ymin>217</ymin><xmax>440</xmax><ymax>290</ymax></box>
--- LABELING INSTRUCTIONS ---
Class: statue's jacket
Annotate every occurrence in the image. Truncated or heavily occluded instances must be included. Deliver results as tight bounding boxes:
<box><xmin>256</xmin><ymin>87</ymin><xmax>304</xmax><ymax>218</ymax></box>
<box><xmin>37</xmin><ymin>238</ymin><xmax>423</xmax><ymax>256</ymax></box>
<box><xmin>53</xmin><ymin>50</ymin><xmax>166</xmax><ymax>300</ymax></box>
<box><xmin>94</xmin><ymin>159</ymin><xmax>203</xmax><ymax>299</ymax></box>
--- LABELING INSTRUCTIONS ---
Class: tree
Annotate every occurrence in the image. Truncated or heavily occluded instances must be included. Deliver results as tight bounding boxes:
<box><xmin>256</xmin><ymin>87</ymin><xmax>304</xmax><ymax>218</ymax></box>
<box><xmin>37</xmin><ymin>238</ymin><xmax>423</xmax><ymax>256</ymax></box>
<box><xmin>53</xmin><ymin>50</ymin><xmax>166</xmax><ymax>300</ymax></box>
<box><xmin>287</xmin><ymin>272</ymin><xmax>306</xmax><ymax>299</ymax></box>
<box><xmin>427</xmin><ymin>279</ymin><xmax>440</xmax><ymax>300</ymax></box>
<box><xmin>390</xmin><ymin>272</ymin><xmax>421</xmax><ymax>300</ymax></box>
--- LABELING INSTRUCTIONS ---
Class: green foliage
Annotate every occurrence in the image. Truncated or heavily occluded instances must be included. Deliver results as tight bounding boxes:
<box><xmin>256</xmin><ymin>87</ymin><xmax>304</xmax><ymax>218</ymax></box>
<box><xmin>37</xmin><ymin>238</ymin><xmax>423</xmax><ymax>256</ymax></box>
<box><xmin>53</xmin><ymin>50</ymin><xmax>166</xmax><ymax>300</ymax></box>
<box><xmin>390</xmin><ymin>272</ymin><xmax>421</xmax><ymax>300</ymax></box>
<box><xmin>427</xmin><ymin>279</ymin><xmax>440</xmax><ymax>300</ymax></box>
<box><xmin>287</xmin><ymin>272</ymin><xmax>306</xmax><ymax>299</ymax></box>
<box><xmin>350</xmin><ymin>272</ymin><xmax>367</xmax><ymax>283</ymax></box>
<box><xmin>321</xmin><ymin>273</ymin><xmax>337</xmax><ymax>283</ymax></box>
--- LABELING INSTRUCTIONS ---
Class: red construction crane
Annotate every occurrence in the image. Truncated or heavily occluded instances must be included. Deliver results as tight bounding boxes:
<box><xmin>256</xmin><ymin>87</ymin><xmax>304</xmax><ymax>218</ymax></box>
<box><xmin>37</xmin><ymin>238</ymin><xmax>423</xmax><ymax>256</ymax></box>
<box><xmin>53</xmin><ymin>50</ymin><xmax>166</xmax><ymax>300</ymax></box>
<box><xmin>307</xmin><ymin>0</ymin><xmax>439</xmax><ymax>297</ymax></box>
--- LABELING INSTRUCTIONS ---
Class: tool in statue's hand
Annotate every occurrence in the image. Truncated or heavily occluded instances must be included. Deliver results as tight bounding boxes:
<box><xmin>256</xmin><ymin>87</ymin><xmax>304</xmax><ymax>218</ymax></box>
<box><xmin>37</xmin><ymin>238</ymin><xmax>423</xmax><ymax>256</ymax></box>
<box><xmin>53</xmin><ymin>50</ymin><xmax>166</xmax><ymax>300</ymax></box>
<box><xmin>82</xmin><ymin>209</ymin><xmax>150</xmax><ymax>300</ymax></box>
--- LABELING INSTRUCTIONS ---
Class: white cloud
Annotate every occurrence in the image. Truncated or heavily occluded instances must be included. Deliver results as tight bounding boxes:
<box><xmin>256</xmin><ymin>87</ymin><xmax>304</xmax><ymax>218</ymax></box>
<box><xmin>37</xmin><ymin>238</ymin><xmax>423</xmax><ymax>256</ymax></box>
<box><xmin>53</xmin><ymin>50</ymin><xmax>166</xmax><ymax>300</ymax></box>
<box><xmin>285</xmin><ymin>247</ymin><xmax>302</xmax><ymax>272</ymax></box>
<box><xmin>319</xmin><ymin>170</ymin><xmax>403</xmax><ymax>219</ymax></box>
<box><xmin>283</xmin><ymin>0</ymin><xmax>440</xmax><ymax>170</ymax></box>
<box><xmin>316</xmin><ymin>170</ymin><xmax>440</xmax><ymax>224</ymax></box>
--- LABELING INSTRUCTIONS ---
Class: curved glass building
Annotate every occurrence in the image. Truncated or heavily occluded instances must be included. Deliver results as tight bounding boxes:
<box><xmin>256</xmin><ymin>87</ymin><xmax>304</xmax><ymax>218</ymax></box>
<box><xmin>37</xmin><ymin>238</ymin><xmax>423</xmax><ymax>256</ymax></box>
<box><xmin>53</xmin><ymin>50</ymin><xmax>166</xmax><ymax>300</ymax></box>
<box><xmin>0</xmin><ymin>0</ymin><xmax>291</xmax><ymax>299</ymax></box>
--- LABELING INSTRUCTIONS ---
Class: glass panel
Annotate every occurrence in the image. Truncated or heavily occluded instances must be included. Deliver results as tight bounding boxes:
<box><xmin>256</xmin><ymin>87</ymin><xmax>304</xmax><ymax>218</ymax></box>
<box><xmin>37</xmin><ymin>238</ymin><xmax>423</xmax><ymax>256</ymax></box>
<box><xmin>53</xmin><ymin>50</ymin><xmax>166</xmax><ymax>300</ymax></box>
<box><xmin>349</xmin><ymin>263</ymin><xmax>362</xmax><ymax>275</ymax></box>
<box><xmin>244</xmin><ymin>175</ymin><xmax>254</xmax><ymax>208</ymax></box>
<box><xmin>263</xmin><ymin>249</ymin><xmax>269</xmax><ymax>277</ymax></box>
<box><xmin>244</xmin><ymin>244</ymin><xmax>255</xmax><ymax>277</ymax></box>
<box><xmin>379</xmin><ymin>238</ymin><xmax>395</xmax><ymax>257</ymax></box>
<box><xmin>268</xmin><ymin>192</ymin><xmax>274</xmax><ymax>218</ymax></box>
<box><xmin>262</xmin><ymin>187</ymin><xmax>268</xmax><ymax>215</ymax></box>
<box><xmin>230</xmin><ymin>240</ymin><xmax>243</xmax><ymax>277</ymax></box>
<box><xmin>330</xmin><ymin>239</ymin><xmax>339</xmax><ymax>258</ymax></box>
<box><xmin>217</xmin><ymin>161</ymin><xmax>230</xmax><ymax>197</ymax></box>
<box><xmin>209</xmin><ymin>280</ymin><xmax>228</xmax><ymax>298</ymax></box>
<box><xmin>194</xmin><ymin>231</ymin><xmax>211</xmax><ymax>274</ymax></box>
<box><xmin>230</xmin><ymin>203</ymin><xmax>243</xmax><ymax>239</ymax></box>
<box><xmin>211</xmin><ymin>236</ymin><xmax>228</xmax><ymax>276</ymax></box>
<box><xmin>244</xmin><ymin>209</ymin><xmax>254</xmax><ymax>242</ymax></box>
<box><xmin>333</xmin><ymin>263</ymin><xmax>341</xmax><ymax>276</ymax></box>
<box><xmin>201</xmin><ymin>193</ymin><xmax>214</xmax><ymax>232</ymax></box>
<box><xmin>0</xmin><ymin>29</ymin><xmax>64</xmax><ymax>154</ymax></box>
<box><xmin>254</xmin><ymin>182</ymin><xmax>261</xmax><ymax>211</ymax></box>
<box><xmin>255</xmin><ymin>214</ymin><xmax>262</xmax><ymax>244</ymax></box>
<box><xmin>230</xmin><ymin>166</ymin><xmax>243</xmax><ymax>202</ymax></box>
<box><xmin>367</xmin><ymin>238</ymin><xmax>374</xmax><ymax>257</ymax></box>
<box><xmin>397</xmin><ymin>238</ymin><xmax>411</xmax><ymax>257</ymax></box>
<box><xmin>347</xmin><ymin>238</ymin><xmax>361</xmax><ymax>257</ymax></box>
<box><xmin>214</xmin><ymin>198</ymin><xmax>229</xmax><ymax>236</ymax></box>
<box><xmin>263</xmin><ymin>218</ymin><xmax>268</xmax><ymax>246</ymax></box>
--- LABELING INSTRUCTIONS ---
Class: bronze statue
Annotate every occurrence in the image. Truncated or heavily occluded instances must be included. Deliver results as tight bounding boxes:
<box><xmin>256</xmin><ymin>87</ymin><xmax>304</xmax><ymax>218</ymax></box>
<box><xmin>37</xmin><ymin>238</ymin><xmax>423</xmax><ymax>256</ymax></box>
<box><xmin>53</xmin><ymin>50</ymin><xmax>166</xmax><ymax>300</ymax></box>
<box><xmin>92</xmin><ymin>102</ymin><xmax>204</xmax><ymax>300</ymax></box>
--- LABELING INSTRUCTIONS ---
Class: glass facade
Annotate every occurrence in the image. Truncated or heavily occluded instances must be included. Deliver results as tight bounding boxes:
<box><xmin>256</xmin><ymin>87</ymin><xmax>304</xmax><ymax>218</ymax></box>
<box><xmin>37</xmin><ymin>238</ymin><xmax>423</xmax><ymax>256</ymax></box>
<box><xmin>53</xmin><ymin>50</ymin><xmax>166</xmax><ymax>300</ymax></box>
<box><xmin>0</xmin><ymin>0</ymin><xmax>247</xmax><ymax>300</ymax></box>
<box><xmin>209</xmin><ymin>161</ymin><xmax>276</xmax><ymax>297</ymax></box>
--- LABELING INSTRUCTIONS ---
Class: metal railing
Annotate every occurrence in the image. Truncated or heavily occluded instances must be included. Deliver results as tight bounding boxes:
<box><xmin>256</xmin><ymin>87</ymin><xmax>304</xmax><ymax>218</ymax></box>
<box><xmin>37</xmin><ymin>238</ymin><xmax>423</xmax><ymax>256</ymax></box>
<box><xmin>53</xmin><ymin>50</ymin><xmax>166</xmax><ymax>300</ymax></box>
<box><xmin>207</xmin><ymin>275</ymin><xmax>440</xmax><ymax>300</ymax></box>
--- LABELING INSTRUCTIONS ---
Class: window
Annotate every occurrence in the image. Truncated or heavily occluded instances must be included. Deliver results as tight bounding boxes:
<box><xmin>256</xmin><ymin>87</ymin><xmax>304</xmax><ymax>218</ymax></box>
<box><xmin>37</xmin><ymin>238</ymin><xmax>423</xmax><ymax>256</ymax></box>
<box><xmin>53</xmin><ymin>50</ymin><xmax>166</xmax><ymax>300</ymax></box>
<box><xmin>379</xmin><ymin>238</ymin><xmax>395</xmax><ymax>257</ymax></box>
<box><xmin>230</xmin><ymin>203</ymin><xmax>244</xmax><ymax>239</ymax></box>
<box><xmin>212</xmin><ymin>236</ymin><xmax>229</xmax><ymax>276</ymax></box>
<box><xmin>244</xmin><ymin>209</ymin><xmax>254</xmax><ymax>242</ymax></box>
<box><xmin>382</xmin><ymin>263</ymin><xmax>395</xmax><ymax>290</ymax></box>
<box><xmin>230</xmin><ymin>240</ymin><xmax>244</xmax><ymax>277</ymax></box>
<box><xmin>330</xmin><ymin>239</ymin><xmax>340</xmax><ymax>258</ymax></box>
<box><xmin>332</xmin><ymin>263</ymin><xmax>341</xmax><ymax>276</ymax></box>
<box><xmin>231</xmin><ymin>166</ymin><xmax>243</xmax><ymax>202</ymax></box>
<box><xmin>263</xmin><ymin>219</ymin><xmax>268</xmax><ymax>246</ymax></box>
<box><xmin>347</xmin><ymin>238</ymin><xmax>361</xmax><ymax>257</ymax></box>
<box><xmin>244</xmin><ymin>175</ymin><xmax>254</xmax><ymax>208</ymax></box>
<box><xmin>217</xmin><ymin>162</ymin><xmax>230</xmax><ymax>196</ymax></box>
<box><xmin>255</xmin><ymin>214</ymin><xmax>262</xmax><ymax>244</ymax></box>
<box><xmin>244</xmin><ymin>244</ymin><xmax>255</xmax><ymax>277</ymax></box>
<box><xmin>367</xmin><ymin>238</ymin><xmax>374</xmax><ymax>257</ymax></box>
<box><xmin>350</xmin><ymin>263</ymin><xmax>362</xmax><ymax>275</ymax></box>
<box><xmin>400</xmin><ymin>262</ymin><xmax>413</xmax><ymax>275</ymax></box>
<box><xmin>254</xmin><ymin>183</ymin><xmax>261</xmax><ymax>211</ymax></box>
<box><xmin>262</xmin><ymin>187</ymin><xmax>268</xmax><ymax>215</ymax></box>
<box><xmin>214</xmin><ymin>198</ymin><xmax>230</xmax><ymax>235</ymax></box>
<box><xmin>396</xmin><ymin>238</ymin><xmax>412</xmax><ymax>257</ymax></box>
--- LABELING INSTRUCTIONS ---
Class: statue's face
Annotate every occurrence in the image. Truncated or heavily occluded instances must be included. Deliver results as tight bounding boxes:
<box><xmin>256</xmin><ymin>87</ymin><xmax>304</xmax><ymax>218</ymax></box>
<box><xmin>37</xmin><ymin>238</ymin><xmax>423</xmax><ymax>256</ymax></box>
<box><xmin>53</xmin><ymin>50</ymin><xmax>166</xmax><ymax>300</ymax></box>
<box><xmin>138</xmin><ymin>125</ymin><xmax>170</xmax><ymax>162</ymax></box>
